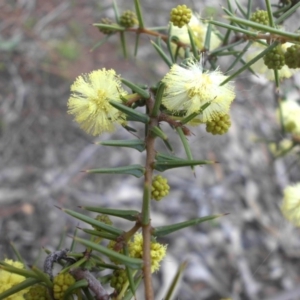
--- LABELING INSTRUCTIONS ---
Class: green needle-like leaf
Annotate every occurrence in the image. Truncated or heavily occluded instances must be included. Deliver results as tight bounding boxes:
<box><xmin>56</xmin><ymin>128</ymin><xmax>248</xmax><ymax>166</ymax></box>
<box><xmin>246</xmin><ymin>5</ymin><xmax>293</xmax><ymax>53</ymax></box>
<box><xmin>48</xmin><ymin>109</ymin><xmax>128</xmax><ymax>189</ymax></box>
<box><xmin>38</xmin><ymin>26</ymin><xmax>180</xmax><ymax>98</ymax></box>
<box><xmin>180</xmin><ymin>102</ymin><xmax>211</xmax><ymax>124</ymax></box>
<box><xmin>220</xmin><ymin>42</ymin><xmax>278</xmax><ymax>86</ymax></box>
<box><xmin>225</xmin><ymin>16</ymin><xmax>300</xmax><ymax>40</ymax></box>
<box><xmin>61</xmin><ymin>209</ymin><xmax>123</xmax><ymax>236</ymax></box>
<box><xmin>151</xmin><ymin>39</ymin><xmax>173</xmax><ymax>68</ymax></box>
<box><xmin>81</xmin><ymin>206</ymin><xmax>140</xmax><ymax>221</ymax></box>
<box><xmin>9</xmin><ymin>242</ymin><xmax>24</xmax><ymax>266</ymax></box>
<box><xmin>226</xmin><ymin>40</ymin><xmax>253</xmax><ymax>73</ymax></box>
<box><xmin>109</xmin><ymin>100</ymin><xmax>150</xmax><ymax>123</ymax></box>
<box><xmin>151</xmin><ymin>82</ymin><xmax>165</xmax><ymax>117</ymax></box>
<box><xmin>124</xmin><ymin>247</ymin><xmax>136</xmax><ymax>296</ymax></box>
<box><xmin>208</xmin><ymin>19</ymin><xmax>258</xmax><ymax>36</ymax></box>
<box><xmin>226</xmin><ymin>0</ymin><xmax>233</xmax><ymax>13</ymax></box>
<box><xmin>80</xmin><ymin>228</ymin><xmax>117</xmax><ymax>240</ymax></box>
<box><xmin>60</xmin><ymin>257</ymin><xmax>88</xmax><ymax>275</ymax></box>
<box><xmin>90</xmin><ymin>35</ymin><xmax>111</xmax><ymax>52</ymax></box>
<box><xmin>134</xmin><ymin>0</ymin><xmax>145</xmax><ymax>28</ymax></box>
<box><xmin>155</xmin><ymin>152</ymin><xmax>185</xmax><ymax>161</ymax></box>
<box><xmin>246</xmin><ymin>0</ymin><xmax>253</xmax><ymax>19</ymax></box>
<box><xmin>112</xmin><ymin>0</ymin><xmax>120</xmax><ymax>22</ymax></box>
<box><xmin>0</xmin><ymin>262</ymin><xmax>37</xmax><ymax>278</ymax></box>
<box><xmin>176</xmin><ymin>127</ymin><xmax>194</xmax><ymax>171</ymax></box>
<box><xmin>154</xmin><ymin>159</ymin><xmax>215</xmax><ymax>172</ymax></box>
<box><xmin>64</xmin><ymin>279</ymin><xmax>88</xmax><ymax>298</ymax></box>
<box><xmin>120</xmin><ymin>31</ymin><xmax>127</xmax><ymax>58</ymax></box>
<box><xmin>93</xmin><ymin>23</ymin><xmax>124</xmax><ymax>31</ymax></box>
<box><xmin>123</xmin><ymin>276</ymin><xmax>143</xmax><ymax>300</ymax></box>
<box><xmin>134</xmin><ymin>33</ymin><xmax>140</xmax><ymax>57</ymax></box>
<box><xmin>151</xmin><ymin>126</ymin><xmax>172</xmax><ymax>152</ymax></box>
<box><xmin>0</xmin><ymin>278</ymin><xmax>40</xmax><ymax>300</ymax></box>
<box><xmin>95</xmin><ymin>139</ymin><xmax>145</xmax><ymax>152</ymax></box>
<box><xmin>275</xmin><ymin>1</ymin><xmax>300</xmax><ymax>24</ymax></box>
<box><xmin>187</xmin><ymin>25</ymin><xmax>199</xmax><ymax>60</ymax></box>
<box><xmin>70</xmin><ymin>227</ymin><xmax>78</xmax><ymax>252</ymax></box>
<box><xmin>86</xmin><ymin>164</ymin><xmax>145</xmax><ymax>178</ymax></box>
<box><xmin>31</xmin><ymin>266</ymin><xmax>53</xmax><ymax>287</ymax></box>
<box><xmin>120</xmin><ymin>79</ymin><xmax>150</xmax><ymax>99</ymax></box>
<box><xmin>153</xmin><ymin>215</ymin><xmax>225</xmax><ymax>237</ymax></box>
<box><xmin>75</xmin><ymin>237</ymin><xmax>143</xmax><ymax>269</ymax></box>
<box><xmin>204</xmin><ymin>22</ymin><xmax>212</xmax><ymax>50</ymax></box>
<box><xmin>234</xmin><ymin>0</ymin><xmax>247</xmax><ymax>18</ymax></box>
<box><xmin>265</xmin><ymin>0</ymin><xmax>275</xmax><ymax>27</ymax></box>
<box><xmin>164</xmin><ymin>261</ymin><xmax>187</xmax><ymax>300</ymax></box>
<box><xmin>167</xmin><ymin>23</ymin><xmax>175</xmax><ymax>63</ymax></box>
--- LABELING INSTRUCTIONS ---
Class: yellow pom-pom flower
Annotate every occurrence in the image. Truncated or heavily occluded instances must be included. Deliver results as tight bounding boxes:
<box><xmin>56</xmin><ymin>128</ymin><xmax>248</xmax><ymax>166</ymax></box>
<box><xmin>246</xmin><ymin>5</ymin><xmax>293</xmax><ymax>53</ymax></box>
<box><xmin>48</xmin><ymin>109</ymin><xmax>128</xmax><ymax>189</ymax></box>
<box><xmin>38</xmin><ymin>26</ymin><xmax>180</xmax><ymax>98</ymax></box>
<box><xmin>276</xmin><ymin>100</ymin><xmax>300</xmax><ymax>135</ymax></box>
<box><xmin>0</xmin><ymin>259</ymin><xmax>29</xmax><ymax>300</ymax></box>
<box><xmin>151</xmin><ymin>175</ymin><xmax>170</xmax><ymax>201</ymax></box>
<box><xmin>245</xmin><ymin>42</ymin><xmax>298</xmax><ymax>81</ymax></box>
<box><xmin>53</xmin><ymin>273</ymin><xmax>76</xmax><ymax>300</ymax></box>
<box><xmin>170</xmin><ymin>14</ymin><xmax>221</xmax><ymax>56</ymax></box>
<box><xmin>161</xmin><ymin>60</ymin><xmax>235</xmax><ymax>122</ymax></box>
<box><xmin>281</xmin><ymin>183</ymin><xmax>300</xmax><ymax>226</ymax></box>
<box><xmin>68</xmin><ymin>69</ymin><xmax>127</xmax><ymax>136</ymax></box>
<box><xmin>128</xmin><ymin>233</ymin><xmax>167</xmax><ymax>273</ymax></box>
<box><xmin>170</xmin><ymin>4</ymin><xmax>192</xmax><ymax>28</ymax></box>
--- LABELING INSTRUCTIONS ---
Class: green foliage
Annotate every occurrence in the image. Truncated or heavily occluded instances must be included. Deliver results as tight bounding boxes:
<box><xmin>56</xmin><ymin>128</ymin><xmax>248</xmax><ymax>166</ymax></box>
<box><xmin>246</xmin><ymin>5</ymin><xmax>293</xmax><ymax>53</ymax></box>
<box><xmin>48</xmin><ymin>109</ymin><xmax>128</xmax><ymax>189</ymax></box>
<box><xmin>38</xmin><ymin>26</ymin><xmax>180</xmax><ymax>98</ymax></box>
<box><xmin>2</xmin><ymin>0</ymin><xmax>300</xmax><ymax>299</ymax></box>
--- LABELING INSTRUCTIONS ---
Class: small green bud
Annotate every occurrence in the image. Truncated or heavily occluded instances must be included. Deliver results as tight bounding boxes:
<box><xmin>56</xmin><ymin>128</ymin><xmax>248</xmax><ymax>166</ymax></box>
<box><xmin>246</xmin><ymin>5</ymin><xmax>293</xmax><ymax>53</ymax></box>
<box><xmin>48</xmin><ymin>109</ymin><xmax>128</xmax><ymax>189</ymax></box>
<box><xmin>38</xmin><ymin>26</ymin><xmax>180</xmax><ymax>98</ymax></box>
<box><xmin>24</xmin><ymin>284</ymin><xmax>51</xmax><ymax>300</ymax></box>
<box><xmin>170</xmin><ymin>4</ymin><xmax>192</xmax><ymax>28</ymax></box>
<box><xmin>284</xmin><ymin>44</ymin><xmax>300</xmax><ymax>68</ymax></box>
<box><xmin>119</xmin><ymin>10</ymin><xmax>138</xmax><ymax>28</ymax></box>
<box><xmin>151</xmin><ymin>175</ymin><xmax>170</xmax><ymax>201</ymax></box>
<box><xmin>206</xmin><ymin>114</ymin><xmax>231</xmax><ymax>135</ymax></box>
<box><xmin>99</xmin><ymin>18</ymin><xmax>117</xmax><ymax>35</ymax></box>
<box><xmin>110</xmin><ymin>269</ymin><xmax>128</xmax><ymax>293</ymax></box>
<box><xmin>263</xmin><ymin>45</ymin><xmax>285</xmax><ymax>70</ymax></box>
<box><xmin>92</xmin><ymin>214</ymin><xmax>113</xmax><ymax>231</ymax></box>
<box><xmin>250</xmin><ymin>10</ymin><xmax>269</xmax><ymax>27</ymax></box>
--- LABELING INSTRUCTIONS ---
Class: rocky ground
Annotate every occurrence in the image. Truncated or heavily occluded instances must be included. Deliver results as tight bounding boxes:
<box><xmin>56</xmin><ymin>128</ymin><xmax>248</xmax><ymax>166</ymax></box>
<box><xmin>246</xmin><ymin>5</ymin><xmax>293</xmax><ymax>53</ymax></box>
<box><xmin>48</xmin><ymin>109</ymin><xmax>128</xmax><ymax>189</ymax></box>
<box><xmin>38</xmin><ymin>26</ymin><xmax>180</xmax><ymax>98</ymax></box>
<box><xmin>1</xmin><ymin>1</ymin><xmax>300</xmax><ymax>299</ymax></box>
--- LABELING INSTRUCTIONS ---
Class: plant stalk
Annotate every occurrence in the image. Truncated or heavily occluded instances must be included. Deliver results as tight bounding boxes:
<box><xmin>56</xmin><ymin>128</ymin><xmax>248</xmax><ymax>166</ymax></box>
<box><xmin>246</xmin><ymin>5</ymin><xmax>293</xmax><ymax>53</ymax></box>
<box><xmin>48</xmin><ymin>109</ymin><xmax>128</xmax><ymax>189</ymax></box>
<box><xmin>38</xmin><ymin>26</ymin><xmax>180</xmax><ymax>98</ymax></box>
<box><xmin>141</xmin><ymin>96</ymin><xmax>157</xmax><ymax>300</ymax></box>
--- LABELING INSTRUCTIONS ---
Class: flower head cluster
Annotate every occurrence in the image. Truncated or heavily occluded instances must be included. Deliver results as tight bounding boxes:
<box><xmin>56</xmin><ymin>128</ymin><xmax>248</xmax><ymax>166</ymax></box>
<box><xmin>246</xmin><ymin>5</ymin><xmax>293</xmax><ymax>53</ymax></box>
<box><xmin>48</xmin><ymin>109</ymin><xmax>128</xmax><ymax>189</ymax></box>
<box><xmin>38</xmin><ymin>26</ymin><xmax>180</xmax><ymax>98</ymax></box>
<box><xmin>276</xmin><ymin>100</ymin><xmax>300</xmax><ymax>135</ymax></box>
<box><xmin>53</xmin><ymin>272</ymin><xmax>76</xmax><ymax>300</ymax></box>
<box><xmin>24</xmin><ymin>284</ymin><xmax>49</xmax><ymax>300</ymax></box>
<box><xmin>161</xmin><ymin>60</ymin><xmax>235</xmax><ymax>122</ymax></box>
<box><xmin>110</xmin><ymin>268</ymin><xmax>128</xmax><ymax>292</ymax></box>
<box><xmin>246</xmin><ymin>42</ymin><xmax>298</xmax><ymax>81</ymax></box>
<box><xmin>170</xmin><ymin>14</ymin><xmax>221</xmax><ymax>56</ymax></box>
<box><xmin>0</xmin><ymin>259</ymin><xmax>29</xmax><ymax>300</ymax></box>
<box><xmin>119</xmin><ymin>10</ymin><xmax>138</xmax><ymax>28</ymax></box>
<box><xmin>68</xmin><ymin>69</ymin><xmax>127</xmax><ymax>136</ymax></box>
<box><xmin>151</xmin><ymin>175</ymin><xmax>170</xmax><ymax>201</ymax></box>
<box><xmin>170</xmin><ymin>4</ymin><xmax>192</xmax><ymax>28</ymax></box>
<box><xmin>281</xmin><ymin>183</ymin><xmax>300</xmax><ymax>226</ymax></box>
<box><xmin>128</xmin><ymin>233</ymin><xmax>167</xmax><ymax>273</ymax></box>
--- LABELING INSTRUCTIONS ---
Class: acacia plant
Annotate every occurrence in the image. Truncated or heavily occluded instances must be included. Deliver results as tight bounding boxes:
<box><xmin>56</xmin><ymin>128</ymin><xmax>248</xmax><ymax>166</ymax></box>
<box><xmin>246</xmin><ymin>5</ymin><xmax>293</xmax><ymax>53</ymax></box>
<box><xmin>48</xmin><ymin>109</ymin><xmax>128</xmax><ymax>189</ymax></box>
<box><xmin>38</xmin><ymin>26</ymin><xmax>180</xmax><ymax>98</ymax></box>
<box><xmin>1</xmin><ymin>0</ymin><xmax>300</xmax><ymax>299</ymax></box>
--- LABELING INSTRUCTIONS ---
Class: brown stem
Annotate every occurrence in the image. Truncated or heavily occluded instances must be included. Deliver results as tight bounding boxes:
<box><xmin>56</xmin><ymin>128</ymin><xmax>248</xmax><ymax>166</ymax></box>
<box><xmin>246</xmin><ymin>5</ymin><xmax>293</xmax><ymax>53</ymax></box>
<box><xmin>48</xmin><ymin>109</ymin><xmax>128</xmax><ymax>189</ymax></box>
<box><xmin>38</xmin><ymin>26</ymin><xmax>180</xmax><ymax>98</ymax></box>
<box><xmin>141</xmin><ymin>95</ymin><xmax>157</xmax><ymax>300</ymax></box>
<box><xmin>126</xmin><ymin>27</ymin><xmax>191</xmax><ymax>49</ymax></box>
<box><xmin>158</xmin><ymin>113</ymin><xmax>192</xmax><ymax>136</ymax></box>
<box><xmin>71</xmin><ymin>269</ymin><xmax>109</xmax><ymax>300</ymax></box>
<box><xmin>142</xmin><ymin>223</ymin><xmax>154</xmax><ymax>299</ymax></box>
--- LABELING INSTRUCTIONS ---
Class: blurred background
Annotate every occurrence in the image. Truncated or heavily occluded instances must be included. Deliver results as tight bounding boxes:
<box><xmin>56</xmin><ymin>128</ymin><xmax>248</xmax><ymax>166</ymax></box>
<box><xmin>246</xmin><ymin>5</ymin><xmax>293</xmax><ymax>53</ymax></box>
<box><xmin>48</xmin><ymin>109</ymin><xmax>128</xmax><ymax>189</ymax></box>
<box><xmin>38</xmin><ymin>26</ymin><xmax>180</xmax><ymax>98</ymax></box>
<box><xmin>1</xmin><ymin>0</ymin><xmax>300</xmax><ymax>299</ymax></box>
